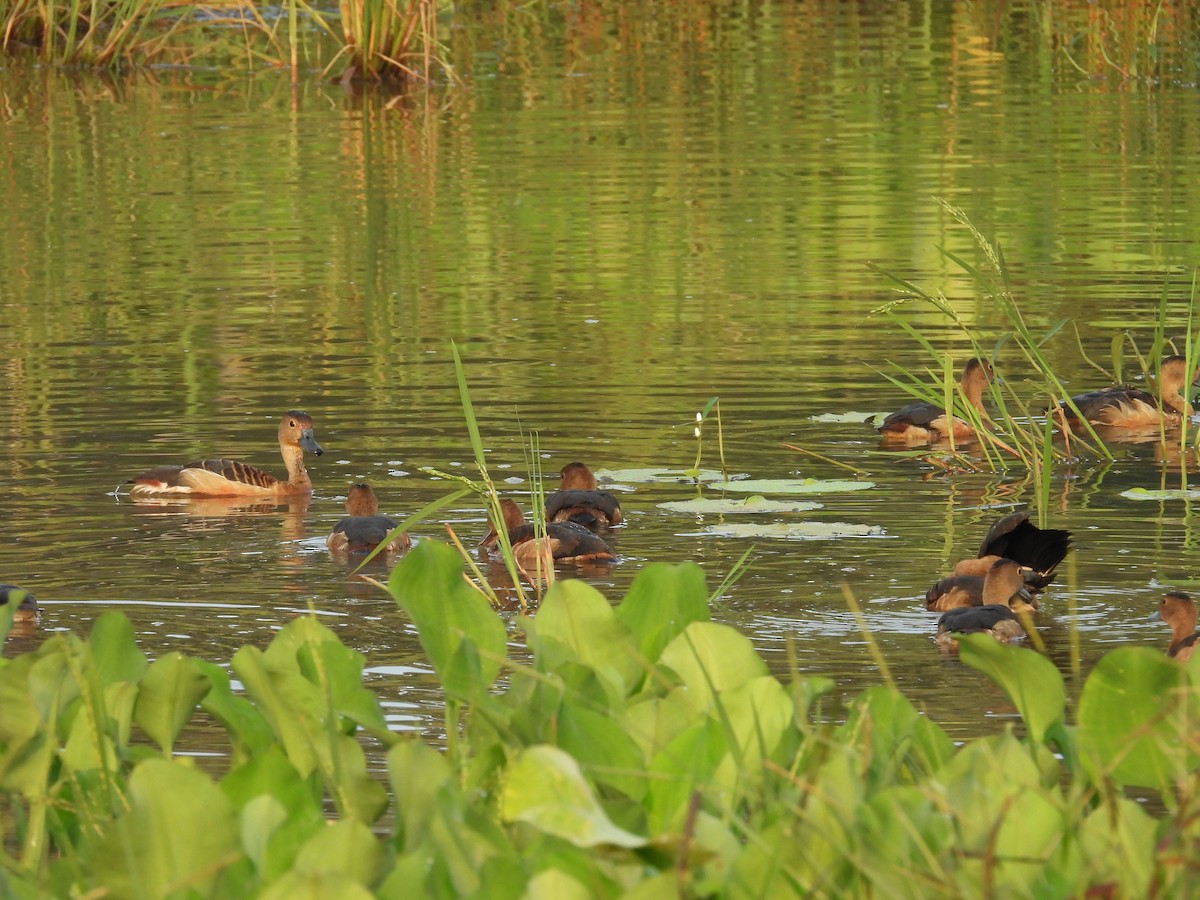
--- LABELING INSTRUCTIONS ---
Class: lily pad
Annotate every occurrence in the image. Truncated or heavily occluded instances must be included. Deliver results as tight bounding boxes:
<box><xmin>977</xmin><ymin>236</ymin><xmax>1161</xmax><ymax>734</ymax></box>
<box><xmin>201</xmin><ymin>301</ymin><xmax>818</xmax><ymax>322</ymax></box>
<box><xmin>707</xmin><ymin>478</ymin><xmax>875</xmax><ymax>494</ymax></box>
<box><xmin>596</xmin><ymin>467</ymin><xmax>733</xmax><ymax>484</ymax></box>
<box><xmin>657</xmin><ymin>496</ymin><xmax>822</xmax><ymax>514</ymax></box>
<box><xmin>810</xmin><ymin>411</ymin><xmax>882</xmax><ymax>424</ymax></box>
<box><xmin>1120</xmin><ymin>488</ymin><xmax>1200</xmax><ymax>501</ymax></box>
<box><xmin>699</xmin><ymin>522</ymin><xmax>886</xmax><ymax>540</ymax></box>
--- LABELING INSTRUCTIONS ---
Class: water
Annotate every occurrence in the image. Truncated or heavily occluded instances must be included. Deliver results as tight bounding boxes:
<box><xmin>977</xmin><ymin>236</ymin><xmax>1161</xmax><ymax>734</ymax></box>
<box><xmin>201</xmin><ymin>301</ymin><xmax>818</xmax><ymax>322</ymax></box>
<box><xmin>3</xmin><ymin>4</ymin><xmax>1200</xmax><ymax>744</ymax></box>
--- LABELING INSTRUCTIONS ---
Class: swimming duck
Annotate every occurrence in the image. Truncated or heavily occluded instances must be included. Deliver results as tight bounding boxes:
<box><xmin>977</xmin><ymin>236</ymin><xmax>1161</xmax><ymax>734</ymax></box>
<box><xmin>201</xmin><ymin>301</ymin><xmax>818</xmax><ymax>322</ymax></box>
<box><xmin>927</xmin><ymin>557</ymin><xmax>1036</xmax><ymax>613</ymax></box>
<box><xmin>935</xmin><ymin>600</ymin><xmax>1025</xmax><ymax>650</ymax></box>
<box><xmin>950</xmin><ymin>511</ymin><xmax>1071</xmax><ymax>590</ymax></box>
<box><xmin>1056</xmin><ymin>355</ymin><xmax>1199</xmax><ymax>428</ymax></box>
<box><xmin>480</xmin><ymin>499</ymin><xmax>617</xmax><ymax>565</ymax></box>
<box><xmin>877</xmin><ymin>358</ymin><xmax>994</xmax><ymax>445</ymax></box>
<box><xmin>0</xmin><ymin>585</ymin><xmax>38</xmax><ymax>623</ymax></box>
<box><xmin>1159</xmin><ymin>591</ymin><xmax>1198</xmax><ymax>663</ymax></box>
<box><xmin>544</xmin><ymin>462</ymin><xmax>623</xmax><ymax>529</ymax></box>
<box><xmin>327</xmin><ymin>483</ymin><xmax>410</xmax><ymax>556</ymax></box>
<box><xmin>129</xmin><ymin>411</ymin><xmax>323</xmax><ymax>498</ymax></box>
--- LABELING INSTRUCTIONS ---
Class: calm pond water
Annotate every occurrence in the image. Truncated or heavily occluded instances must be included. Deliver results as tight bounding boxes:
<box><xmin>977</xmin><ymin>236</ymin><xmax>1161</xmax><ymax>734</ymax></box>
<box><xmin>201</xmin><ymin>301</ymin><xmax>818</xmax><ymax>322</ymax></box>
<box><xmin>4</xmin><ymin>3</ymin><xmax>1200</xmax><ymax>745</ymax></box>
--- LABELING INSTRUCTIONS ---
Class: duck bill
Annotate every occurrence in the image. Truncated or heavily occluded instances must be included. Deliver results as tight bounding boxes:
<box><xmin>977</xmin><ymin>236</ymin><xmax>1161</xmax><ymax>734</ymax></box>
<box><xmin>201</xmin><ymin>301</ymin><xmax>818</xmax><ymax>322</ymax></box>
<box><xmin>300</xmin><ymin>432</ymin><xmax>324</xmax><ymax>456</ymax></box>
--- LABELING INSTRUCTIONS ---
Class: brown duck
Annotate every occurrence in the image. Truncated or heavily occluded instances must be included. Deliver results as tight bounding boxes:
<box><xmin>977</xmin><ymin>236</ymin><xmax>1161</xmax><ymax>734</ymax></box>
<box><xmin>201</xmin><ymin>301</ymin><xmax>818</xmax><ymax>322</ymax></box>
<box><xmin>327</xmin><ymin>483</ymin><xmax>410</xmax><ymax>557</ymax></box>
<box><xmin>878</xmin><ymin>358</ymin><xmax>995</xmax><ymax>445</ymax></box>
<box><xmin>481</xmin><ymin>499</ymin><xmax>616</xmax><ymax>565</ymax></box>
<box><xmin>544</xmin><ymin>462</ymin><xmax>623</xmax><ymax>529</ymax></box>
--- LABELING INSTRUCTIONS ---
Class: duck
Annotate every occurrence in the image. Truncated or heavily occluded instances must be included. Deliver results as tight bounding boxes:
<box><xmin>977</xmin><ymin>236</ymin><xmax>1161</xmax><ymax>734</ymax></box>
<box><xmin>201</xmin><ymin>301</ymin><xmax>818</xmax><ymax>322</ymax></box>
<box><xmin>1159</xmin><ymin>591</ymin><xmax>1199</xmax><ymax>663</ymax></box>
<box><xmin>926</xmin><ymin>557</ymin><xmax>1037</xmax><ymax>613</ymax></box>
<box><xmin>877</xmin><ymin>358</ymin><xmax>995</xmax><ymax>445</ymax></box>
<box><xmin>480</xmin><ymin>499</ymin><xmax>617</xmax><ymax>565</ymax></box>
<box><xmin>950</xmin><ymin>511</ymin><xmax>1071</xmax><ymax>590</ymax></box>
<box><xmin>935</xmin><ymin>600</ymin><xmax>1026</xmax><ymax>650</ymax></box>
<box><xmin>327</xmin><ymin>483</ymin><xmax>410</xmax><ymax>557</ymax></box>
<box><xmin>1055</xmin><ymin>355</ymin><xmax>1199</xmax><ymax>428</ymax></box>
<box><xmin>544</xmin><ymin>462</ymin><xmax>623</xmax><ymax>529</ymax></box>
<box><xmin>129</xmin><ymin>411</ymin><xmax>323</xmax><ymax>498</ymax></box>
<box><xmin>0</xmin><ymin>585</ymin><xmax>39</xmax><ymax>623</ymax></box>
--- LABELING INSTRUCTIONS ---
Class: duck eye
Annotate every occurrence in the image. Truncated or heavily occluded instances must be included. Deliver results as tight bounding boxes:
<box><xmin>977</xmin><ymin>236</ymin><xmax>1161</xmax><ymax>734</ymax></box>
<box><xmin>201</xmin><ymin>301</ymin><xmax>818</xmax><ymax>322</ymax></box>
<box><xmin>289</xmin><ymin>420</ymin><xmax>296</xmax><ymax>427</ymax></box>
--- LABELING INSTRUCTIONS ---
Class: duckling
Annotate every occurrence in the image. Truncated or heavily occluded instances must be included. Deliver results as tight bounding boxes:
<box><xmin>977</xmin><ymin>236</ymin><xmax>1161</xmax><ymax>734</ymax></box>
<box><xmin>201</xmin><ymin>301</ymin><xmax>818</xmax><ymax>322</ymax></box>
<box><xmin>327</xmin><ymin>483</ymin><xmax>410</xmax><ymax>557</ymax></box>
<box><xmin>927</xmin><ymin>557</ymin><xmax>1036</xmax><ymax>613</ymax></box>
<box><xmin>480</xmin><ymin>499</ymin><xmax>617</xmax><ymax>565</ymax></box>
<box><xmin>544</xmin><ymin>462</ymin><xmax>623</xmax><ymax>529</ymax></box>
<box><xmin>129</xmin><ymin>411</ymin><xmax>323</xmax><ymax>498</ymax></box>
<box><xmin>1055</xmin><ymin>355</ymin><xmax>1199</xmax><ymax>428</ymax></box>
<box><xmin>950</xmin><ymin>511</ymin><xmax>1071</xmax><ymax>590</ymax></box>
<box><xmin>878</xmin><ymin>358</ymin><xmax>994</xmax><ymax>445</ymax></box>
<box><xmin>935</xmin><ymin>601</ymin><xmax>1025</xmax><ymax>650</ymax></box>
<box><xmin>0</xmin><ymin>585</ymin><xmax>38</xmax><ymax>623</ymax></box>
<box><xmin>1159</xmin><ymin>591</ymin><xmax>1198</xmax><ymax>663</ymax></box>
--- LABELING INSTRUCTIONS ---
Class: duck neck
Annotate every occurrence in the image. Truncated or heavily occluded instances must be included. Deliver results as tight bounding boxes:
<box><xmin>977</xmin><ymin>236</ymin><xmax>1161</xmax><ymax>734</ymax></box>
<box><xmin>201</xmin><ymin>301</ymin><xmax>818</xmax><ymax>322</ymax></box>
<box><xmin>280</xmin><ymin>444</ymin><xmax>311</xmax><ymax>490</ymax></box>
<box><xmin>1161</xmin><ymin>387</ymin><xmax>1192</xmax><ymax>417</ymax></box>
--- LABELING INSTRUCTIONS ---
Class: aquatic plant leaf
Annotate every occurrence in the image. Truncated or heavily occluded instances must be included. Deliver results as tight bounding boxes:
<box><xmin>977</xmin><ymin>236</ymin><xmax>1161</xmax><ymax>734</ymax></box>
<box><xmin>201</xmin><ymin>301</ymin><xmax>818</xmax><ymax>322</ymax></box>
<box><xmin>957</xmin><ymin>635</ymin><xmax>1065</xmax><ymax>744</ymax></box>
<box><xmin>258</xmin><ymin>872</ymin><xmax>375</xmax><ymax>900</ymax></box>
<box><xmin>528</xmin><ymin>579</ymin><xmax>640</xmax><ymax>699</ymax></box>
<box><xmin>388</xmin><ymin>540</ymin><xmax>508</xmax><ymax>700</ymax></box>
<box><xmin>708</xmin><ymin>478</ymin><xmax>875</xmax><ymax>494</ymax></box>
<box><xmin>700</xmin><ymin>521</ymin><xmax>885</xmax><ymax>539</ymax></box>
<box><xmin>838</xmin><ymin>686</ymin><xmax>955</xmax><ymax>785</ymax></box>
<box><xmin>712</xmin><ymin>675</ymin><xmax>793</xmax><ymax>791</ymax></box>
<box><xmin>88</xmin><ymin>610</ymin><xmax>148</xmax><ymax>686</ymax></box>
<box><xmin>810</xmin><ymin>411</ymin><xmax>883</xmax><ymax>424</ymax></box>
<box><xmin>387</xmin><ymin>742</ymin><xmax>453</xmax><ymax>854</ymax></box>
<box><xmin>659</xmin><ymin>622</ymin><xmax>767</xmax><ymax>713</ymax></box>
<box><xmin>85</xmin><ymin>759</ymin><xmax>239</xmax><ymax>897</ymax></box>
<box><xmin>596</xmin><ymin>467</ymin><xmax>727</xmax><ymax>484</ymax></box>
<box><xmin>133</xmin><ymin>652</ymin><xmax>210</xmax><ymax>755</ymax></box>
<box><xmin>1119</xmin><ymin>487</ymin><xmax>1200</xmax><ymax>500</ymax></box>
<box><xmin>1078</xmin><ymin>798</ymin><xmax>1158</xmax><ymax>897</ymax></box>
<box><xmin>293</xmin><ymin>819</ymin><xmax>382</xmax><ymax>885</ymax></box>
<box><xmin>615</xmin><ymin>562</ymin><xmax>711</xmax><ymax>667</ymax></box>
<box><xmin>657</xmin><ymin>496</ymin><xmax>822</xmax><ymax>514</ymax></box>
<box><xmin>1076</xmin><ymin>647</ymin><xmax>1198</xmax><ymax>790</ymax></box>
<box><xmin>232</xmin><ymin>646</ymin><xmax>325</xmax><ymax>776</ymax></box>
<box><xmin>501</xmin><ymin>745</ymin><xmax>645</xmax><ymax>848</ymax></box>
<box><xmin>197</xmin><ymin>660</ymin><xmax>276</xmax><ymax>761</ymax></box>
<box><xmin>557</xmin><ymin>704</ymin><xmax>649</xmax><ymax>802</ymax></box>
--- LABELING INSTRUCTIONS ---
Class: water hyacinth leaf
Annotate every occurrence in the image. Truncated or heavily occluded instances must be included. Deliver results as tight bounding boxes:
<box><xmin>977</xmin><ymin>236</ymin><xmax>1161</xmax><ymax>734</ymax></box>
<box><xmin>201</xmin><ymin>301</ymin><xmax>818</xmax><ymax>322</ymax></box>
<box><xmin>133</xmin><ymin>652</ymin><xmax>210</xmax><ymax>755</ymax></box>
<box><xmin>958</xmin><ymin>635</ymin><xmax>1065</xmax><ymax>744</ymax></box>
<box><xmin>615</xmin><ymin>562</ymin><xmax>711</xmax><ymax>667</ymax></box>
<box><xmin>1077</xmin><ymin>798</ymin><xmax>1158</xmax><ymax>897</ymax></box>
<box><xmin>556</xmin><ymin>704</ymin><xmax>649</xmax><ymax>802</ymax></box>
<box><xmin>707</xmin><ymin>478</ymin><xmax>875</xmax><ymax>494</ymax></box>
<box><xmin>657</xmin><ymin>496</ymin><xmax>822</xmax><ymax>514</ymax></box>
<box><xmin>86</xmin><ymin>759</ymin><xmax>239</xmax><ymax>897</ymax></box>
<box><xmin>87</xmin><ymin>611</ymin><xmax>148</xmax><ymax>686</ymax></box>
<box><xmin>297</xmin><ymin>640</ymin><xmax>394</xmax><ymax>743</ymax></box>
<box><xmin>596</xmin><ymin>467</ymin><xmax>727</xmax><ymax>484</ymax></box>
<box><xmin>387</xmin><ymin>540</ymin><xmax>508</xmax><ymax>700</ymax></box>
<box><xmin>258</xmin><ymin>872</ymin><xmax>375</xmax><ymax>900</ymax></box>
<box><xmin>701</xmin><ymin>521</ymin><xmax>885</xmax><ymax>540</ymax></box>
<box><xmin>387</xmin><ymin>741</ymin><xmax>453</xmax><ymax>853</ymax></box>
<box><xmin>197</xmin><ymin>659</ymin><xmax>277</xmax><ymax>761</ymax></box>
<box><xmin>1076</xmin><ymin>647</ymin><xmax>1197</xmax><ymax>790</ymax></box>
<box><xmin>293</xmin><ymin>819</ymin><xmax>382</xmax><ymax>886</ymax></box>
<box><xmin>659</xmin><ymin>622</ymin><xmax>767</xmax><ymax>713</ymax></box>
<box><xmin>527</xmin><ymin>579</ymin><xmax>640</xmax><ymax>697</ymax></box>
<box><xmin>712</xmin><ymin>675</ymin><xmax>793</xmax><ymax>790</ymax></box>
<box><xmin>232</xmin><ymin>645</ymin><xmax>323</xmax><ymax>776</ymax></box>
<box><xmin>501</xmin><ymin>745</ymin><xmax>645</xmax><ymax>848</ymax></box>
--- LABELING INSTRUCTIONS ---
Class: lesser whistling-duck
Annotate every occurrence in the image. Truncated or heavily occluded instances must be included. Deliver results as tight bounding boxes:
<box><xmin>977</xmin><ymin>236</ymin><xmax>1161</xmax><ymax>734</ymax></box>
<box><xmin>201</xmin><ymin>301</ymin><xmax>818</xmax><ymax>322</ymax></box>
<box><xmin>544</xmin><ymin>462</ymin><xmax>623</xmax><ymax>529</ymax></box>
<box><xmin>935</xmin><ymin>599</ymin><xmax>1026</xmax><ymax>650</ymax></box>
<box><xmin>927</xmin><ymin>557</ymin><xmax>1037</xmax><ymax>614</ymax></box>
<box><xmin>950</xmin><ymin>511</ymin><xmax>1072</xmax><ymax>591</ymax></box>
<box><xmin>0</xmin><ymin>585</ymin><xmax>38</xmax><ymax>623</ymax></box>
<box><xmin>480</xmin><ymin>499</ymin><xmax>616</xmax><ymax>565</ymax></box>
<box><xmin>327</xmin><ymin>483</ymin><xmax>411</xmax><ymax>557</ymax></box>
<box><xmin>1056</xmin><ymin>355</ymin><xmax>1199</xmax><ymax>428</ymax></box>
<box><xmin>1159</xmin><ymin>591</ymin><xmax>1199</xmax><ymax>663</ymax></box>
<box><xmin>129</xmin><ymin>411</ymin><xmax>323</xmax><ymax>499</ymax></box>
<box><xmin>878</xmin><ymin>358</ymin><xmax>995</xmax><ymax>445</ymax></box>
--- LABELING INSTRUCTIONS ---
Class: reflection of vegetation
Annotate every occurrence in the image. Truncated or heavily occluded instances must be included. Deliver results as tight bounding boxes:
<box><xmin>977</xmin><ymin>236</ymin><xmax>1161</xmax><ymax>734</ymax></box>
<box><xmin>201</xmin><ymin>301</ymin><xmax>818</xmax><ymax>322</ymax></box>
<box><xmin>1</xmin><ymin>547</ymin><xmax>1197</xmax><ymax>894</ymax></box>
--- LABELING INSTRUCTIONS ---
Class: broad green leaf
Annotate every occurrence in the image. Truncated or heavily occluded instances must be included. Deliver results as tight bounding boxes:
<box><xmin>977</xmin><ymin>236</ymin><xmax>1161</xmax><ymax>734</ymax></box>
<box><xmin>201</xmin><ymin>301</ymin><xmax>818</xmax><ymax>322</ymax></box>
<box><xmin>232</xmin><ymin>645</ymin><xmax>323</xmax><ymax>776</ymax></box>
<box><xmin>1076</xmin><ymin>647</ymin><xmax>1198</xmax><ymax>790</ymax></box>
<box><xmin>528</xmin><ymin>579</ymin><xmax>640</xmax><ymax>698</ymax></box>
<box><xmin>501</xmin><ymin>745</ymin><xmax>645</xmax><ymax>848</ymax></box>
<box><xmin>707</xmin><ymin>478</ymin><xmax>874</xmax><ymax>494</ymax></box>
<box><xmin>658</xmin><ymin>622</ymin><xmax>768</xmax><ymax>713</ymax></box>
<box><xmin>134</xmin><ymin>652</ymin><xmax>210</xmax><ymax>755</ymax></box>
<box><xmin>701</xmin><ymin>521</ymin><xmax>885</xmax><ymax>539</ymax></box>
<box><xmin>87</xmin><ymin>611</ymin><xmax>148</xmax><ymax>686</ymax></box>
<box><xmin>297</xmin><ymin>640</ymin><xmax>394</xmax><ymax>743</ymax></box>
<box><xmin>837</xmin><ymin>686</ymin><xmax>954</xmax><ymax>787</ymax></box>
<box><xmin>197</xmin><ymin>659</ymin><xmax>276</xmax><ymax>762</ymax></box>
<box><xmin>597</xmin><ymin>467</ymin><xmax>727</xmax><ymax>484</ymax></box>
<box><xmin>615</xmin><ymin>562</ymin><xmax>711</xmax><ymax>666</ymax></box>
<box><xmin>525</xmin><ymin>869</ymin><xmax>592</xmax><ymax>900</ymax></box>
<box><xmin>712</xmin><ymin>675</ymin><xmax>793</xmax><ymax>793</ymax></box>
<box><xmin>387</xmin><ymin>741</ymin><xmax>452</xmax><ymax>853</ymax></box>
<box><xmin>258</xmin><ymin>871</ymin><xmax>375</xmax><ymax>900</ymax></box>
<box><xmin>86</xmin><ymin>759</ymin><xmax>240</xmax><ymax>897</ymax></box>
<box><xmin>657</xmin><ymin>496</ymin><xmax>822</xmax><ymax>514</ymax></box>
<box><xmin>1078</xmin><ymin>798</ymin><xmax>1157</xmax><ymax>897</ymax></box>
<box><xmin>557</xmin><ymin>704</ymin><xmax>649</xmax><ymax>802</ymax></box>
<box><xmin>294</xmin><ymin>819</ymin><xmax>382</xmax><ymax>886</ymax></box>
<box><xmin>388</xmin><ymin>540</ymin><xmax>508</xmax><ymax>700</ymax></box>
<box><xmin>645</xmin><ymin>718</ymin><xmax>727</xmax><ymax>835</ymax></box>
<box><xmin>1119</xmin><ymin>487</ymin><xmax>1200</xmax><ymax>500</ymax></box>
<box><xmin>958</xmin><ymin>635</ymin><xmax>1065</xmax><ymax>744</ymax></box>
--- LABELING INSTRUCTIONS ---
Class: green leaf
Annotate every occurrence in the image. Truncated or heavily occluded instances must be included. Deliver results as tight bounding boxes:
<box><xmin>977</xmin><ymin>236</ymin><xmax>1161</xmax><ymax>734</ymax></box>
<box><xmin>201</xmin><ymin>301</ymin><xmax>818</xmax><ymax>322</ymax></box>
<box><xmin>197</xmin><ymin>659</ymin><xmax>276</xmax><ymax>762</ymax></box>
<box><xmin>615</xmin><ymin>562</ymin><xmax>711</xmax><ymax>666</ymax></box>
<box><xmin>657</xmin><ymin>496</ymin><xmax>822</xmax><ymax>514</ymax></box>
<box><xmin>293</xmin><ymin>819</ymin><xmax>382</xmax><ymax>886</ymax></box>
<box><xmin>1076</xmin><ymin>647</ymin><xmax>1197</xmax><ymax>790</ymax></box>
<box><xmin>958</xmin><ymin>635</ymin><xmax>1065</xmax><ymax>744</ymax></box>
<box><xmin>87</xmin><ymin>611</ymin><xmax>147</xmax><ymax>686</ymax></box>
<box><xmin>706</xmin><ymin>478</ymin><xmax>875</xmax><ymax>494</ymax></box>
<box><xmin>701</xmin><ymin>521</ymin><xmax>885</xmax><ymax>539</ymax></box>
<box><xmin>133</xmin><ymin>652</ymin><xmax>210</xmax><ymax>755</ymax></box>
<box><xmin>501</xmin><ymin>745</ymin><xmax>645</xmax><ymax>848</ymax></box>
<box><xmin>658</xmin><ymin>622</ymin><xmax>768</xmax><ymax>713</ymax></box>
<box><xmin>388</xmin><ymin>540</ymin><xmax>508</xmax><ymax>701</ymax></box>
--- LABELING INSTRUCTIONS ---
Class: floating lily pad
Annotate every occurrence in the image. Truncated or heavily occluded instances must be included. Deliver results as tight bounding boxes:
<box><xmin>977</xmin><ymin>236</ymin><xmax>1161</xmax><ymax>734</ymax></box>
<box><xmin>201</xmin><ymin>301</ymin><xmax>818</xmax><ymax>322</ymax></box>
<box><xmin>700</xmin><ymin>522</ymin><xmax>886</xmax><ymax>540</ymax></box>
<box><xmin>707</xmin><ymin>478</ymin><xmax>875</xmax><ymax>494</ymax></box>
<box><xmin>1120</xmin><ymin>488</ymin><xmax>1200</xmax><ymax>501</ymax></box>
<box><xmin>596</xmin><ymin>467</ymin><xmax>733</xmax><ymax>484</ymax></box>
<box><xmin>657</xmin><ymin>496</ymin><xmax>823</xmax><ymax>514</ymax></box>
<box><xmin>810</xmin><ymin>411</ymin><xmax>882</xmax><ymax>424</ymax></box>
